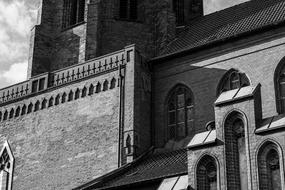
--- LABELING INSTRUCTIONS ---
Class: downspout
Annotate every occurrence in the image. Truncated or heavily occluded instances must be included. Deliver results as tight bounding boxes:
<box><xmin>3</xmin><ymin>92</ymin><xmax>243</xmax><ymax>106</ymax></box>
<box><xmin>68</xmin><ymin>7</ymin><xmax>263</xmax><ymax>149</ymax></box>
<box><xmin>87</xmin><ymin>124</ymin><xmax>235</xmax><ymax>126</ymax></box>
<box><xmin>118</xmin><ymin>64</ymin><xmax>126</xmax><ymax>167</ymax></box>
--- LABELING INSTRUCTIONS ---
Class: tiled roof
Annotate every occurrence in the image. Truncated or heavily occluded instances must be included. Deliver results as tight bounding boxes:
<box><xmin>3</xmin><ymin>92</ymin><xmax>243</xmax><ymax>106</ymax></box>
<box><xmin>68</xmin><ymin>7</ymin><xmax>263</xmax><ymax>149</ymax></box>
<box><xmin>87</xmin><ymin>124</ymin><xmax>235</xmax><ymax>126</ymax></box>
<box><xmin>77</xmin><ymin>149</ymin><xmax>188</xmax><ymax>190</ymax></box>
<box><xmin>256</xmin><ymin>114</ymin><xmax>285</xmax><ymax>134</ymax></box>
<box><xmin>160</xmin><ymin>0</ymin><xmax>285</xmax><ymax>56</ymax></box>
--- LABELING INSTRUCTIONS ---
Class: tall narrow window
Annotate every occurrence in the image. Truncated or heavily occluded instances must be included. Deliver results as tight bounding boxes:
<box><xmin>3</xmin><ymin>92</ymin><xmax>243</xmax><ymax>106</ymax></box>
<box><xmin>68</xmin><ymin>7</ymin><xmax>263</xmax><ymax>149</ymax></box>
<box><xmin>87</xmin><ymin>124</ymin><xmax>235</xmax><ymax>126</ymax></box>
<box><xmin>173</xmin><ymin>0</ymin><xmax>185</xmax><ymax>25</ymax></box>
<box><xmin>0</xmin><ymin>141</ymin><xmax>15</xmax><ymax>190</ymax></box>
<box><xmin>62</xmin><ymin>0</ymin><xmax>85</xmax><ymax>29</ymax></box>
<box><xmin>189</xmin><ymin>0</ymin><xmax>203</xmax><ymax>19</ymax></box>
<box><xmin>119</xmin><ymin>0</ymin><xmax>137</xmax><ymax>20</ymax></box>
<box><xmin>224</xmin><ymin>112</ymin><xmax>248</xmax><ymax>190</ymax></box>
<box><xmin>167</xmin><ymin>85</ymin><xmax>194</xmax><ymax>140</ymax></box>
<box><xmin>258</xmin><ymin>142</ymin><xmax>282</xmax><ymax>190</ymax></box>
<box><xmin>197</xmin><ymin>155</ymin><xmax>218</xmax><ymax>190</ymax></box>
<box><xmin>275</xmin><ymin>62</ymin><xmax>285</xmax><ymax>114</ymax></box>
<box><xmin>217</xmin><ymin>69</ymin><xmax>250</xmax><ymax>96</ymax></box>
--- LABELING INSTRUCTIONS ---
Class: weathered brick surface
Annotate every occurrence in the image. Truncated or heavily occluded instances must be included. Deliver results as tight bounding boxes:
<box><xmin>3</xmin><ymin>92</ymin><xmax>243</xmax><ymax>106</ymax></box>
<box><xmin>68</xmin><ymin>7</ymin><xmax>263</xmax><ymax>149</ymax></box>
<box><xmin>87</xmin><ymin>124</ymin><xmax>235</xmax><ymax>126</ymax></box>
<box><xmin>153</xmin><ymin>30</ymin><xmax>285</xmax><ymax>148</ymax></box>
<box><xmin>0</xmin><ymin>71</ymin><xmax>120</xmax><ymax>190</ymax></box>
<box><xmin>28</xmin><ymin>0</ymin><xmax>178</xmax><ymax>78</ymax></box>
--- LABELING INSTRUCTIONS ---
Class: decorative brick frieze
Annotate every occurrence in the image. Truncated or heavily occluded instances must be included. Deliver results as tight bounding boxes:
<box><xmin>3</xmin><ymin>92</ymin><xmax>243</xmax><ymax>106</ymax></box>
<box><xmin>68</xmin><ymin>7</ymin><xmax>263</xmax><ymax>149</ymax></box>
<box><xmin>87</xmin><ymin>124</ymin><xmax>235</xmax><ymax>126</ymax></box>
<box><xmin>0</xmin><ymin>46</ymin><xmax>130</xmax><ymax>107</ymax></box>
<box><xmin>0</xmin><ymin>76</ymin><xmax>119</xmax><ymax>123</ymax></box>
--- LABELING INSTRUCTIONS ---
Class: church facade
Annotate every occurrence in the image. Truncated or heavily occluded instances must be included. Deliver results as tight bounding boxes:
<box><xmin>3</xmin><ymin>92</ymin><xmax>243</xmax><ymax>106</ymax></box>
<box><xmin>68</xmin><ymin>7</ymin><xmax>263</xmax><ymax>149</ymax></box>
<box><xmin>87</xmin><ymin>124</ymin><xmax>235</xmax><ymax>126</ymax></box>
<box><xmin>0</xmin><ymin>0</ymin><xmax>285</xmax><ymax>189</ymax></box>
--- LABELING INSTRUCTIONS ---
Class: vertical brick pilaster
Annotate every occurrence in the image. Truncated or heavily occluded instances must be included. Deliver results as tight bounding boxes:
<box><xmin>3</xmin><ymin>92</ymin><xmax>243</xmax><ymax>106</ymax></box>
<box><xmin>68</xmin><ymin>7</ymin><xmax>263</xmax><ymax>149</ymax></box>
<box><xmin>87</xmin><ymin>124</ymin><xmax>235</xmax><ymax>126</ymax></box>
<box><xmin>0</xmin><ymin>171</ymin><xmax>9</xmax><ymax>190</ymax></box>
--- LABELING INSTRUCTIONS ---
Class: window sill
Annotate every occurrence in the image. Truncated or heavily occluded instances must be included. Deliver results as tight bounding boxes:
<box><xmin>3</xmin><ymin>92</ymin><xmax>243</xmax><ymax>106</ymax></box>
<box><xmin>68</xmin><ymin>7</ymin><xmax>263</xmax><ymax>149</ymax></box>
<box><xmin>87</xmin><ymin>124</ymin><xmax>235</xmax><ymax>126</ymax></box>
<box><xmin>61</xmin><ymin>21</ymin><xmax>86</xmax><ymax>32</ymax></box>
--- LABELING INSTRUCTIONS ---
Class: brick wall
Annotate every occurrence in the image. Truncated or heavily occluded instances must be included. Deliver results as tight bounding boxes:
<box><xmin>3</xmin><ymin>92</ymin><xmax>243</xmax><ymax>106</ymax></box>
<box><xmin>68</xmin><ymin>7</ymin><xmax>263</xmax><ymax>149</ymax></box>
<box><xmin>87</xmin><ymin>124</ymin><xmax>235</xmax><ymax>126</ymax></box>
<box><xmin>28</xmin><ymin>0</ymin><xmax>177</xmax><ymax>78</ymax></box>
<box><xmin>153</xmin><ymin>30</ymin><xmax>285</xmax><ymax>148</ymax></box>
<box><xmin>0</xmin><ymin>71</ymin><xmax>120</xmax><ymax>190</ymax></box>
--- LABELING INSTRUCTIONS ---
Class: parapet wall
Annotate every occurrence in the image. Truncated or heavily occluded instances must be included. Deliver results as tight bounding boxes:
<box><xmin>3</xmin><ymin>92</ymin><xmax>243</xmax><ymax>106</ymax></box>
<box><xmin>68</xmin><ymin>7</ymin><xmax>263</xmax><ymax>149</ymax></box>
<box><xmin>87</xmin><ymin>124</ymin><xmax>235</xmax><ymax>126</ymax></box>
<box><xmin>0</xmin><ymin>46</ymin><xmax>136</xmax><ymax>190</ymax></box>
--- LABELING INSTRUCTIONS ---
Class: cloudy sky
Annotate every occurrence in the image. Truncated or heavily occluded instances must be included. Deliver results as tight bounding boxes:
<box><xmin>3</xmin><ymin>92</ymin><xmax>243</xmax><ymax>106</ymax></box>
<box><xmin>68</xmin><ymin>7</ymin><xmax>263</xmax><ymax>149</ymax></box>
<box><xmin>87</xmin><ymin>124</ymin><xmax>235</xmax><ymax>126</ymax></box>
<box><xmin>0</xmin><ymin>0</ymin><xmax>249</xmax><ymax>89</ymax></box>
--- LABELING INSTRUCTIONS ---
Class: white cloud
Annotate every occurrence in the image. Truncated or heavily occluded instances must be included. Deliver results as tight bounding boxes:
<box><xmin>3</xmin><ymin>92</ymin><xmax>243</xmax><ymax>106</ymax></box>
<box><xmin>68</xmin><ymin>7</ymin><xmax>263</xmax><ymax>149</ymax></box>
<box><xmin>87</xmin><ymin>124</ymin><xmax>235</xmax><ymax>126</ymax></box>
<box><xmin>204</xmin><ymin>0</ymin><xmax>250</xmax><ymax>14</ymax></box>
<box><xmin>2</xmin><ymin>62</ymin><xmax>28</xmax><ymax>83</ymax></box>
<box><xmin>0</xmin><ymin>0</ymin><xmax>39</xmax><ymax>88</ymax></box>
<box><xmin>0</xmin><ymin>62</ymin><xmax>28</xmax><ymax>88</ymax></box>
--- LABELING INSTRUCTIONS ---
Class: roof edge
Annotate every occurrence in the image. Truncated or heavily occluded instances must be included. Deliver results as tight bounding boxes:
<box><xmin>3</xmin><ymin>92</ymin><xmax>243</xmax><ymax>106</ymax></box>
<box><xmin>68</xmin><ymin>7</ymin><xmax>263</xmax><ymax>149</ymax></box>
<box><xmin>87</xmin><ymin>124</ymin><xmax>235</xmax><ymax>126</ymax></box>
<box><xmin>150</xmin><ymin>20</ymin><xmax>285</xmax><ymax>64</ymax></box>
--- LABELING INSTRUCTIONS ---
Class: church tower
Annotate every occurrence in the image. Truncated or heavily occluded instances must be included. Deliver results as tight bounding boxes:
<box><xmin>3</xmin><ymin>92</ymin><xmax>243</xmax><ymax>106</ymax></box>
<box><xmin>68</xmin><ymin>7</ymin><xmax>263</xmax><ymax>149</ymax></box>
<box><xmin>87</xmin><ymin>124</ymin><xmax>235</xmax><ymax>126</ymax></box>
<box><xmin>27</xmin><ymin>0</ymin><xmax>204</xmax><ymax>78</ymax></box>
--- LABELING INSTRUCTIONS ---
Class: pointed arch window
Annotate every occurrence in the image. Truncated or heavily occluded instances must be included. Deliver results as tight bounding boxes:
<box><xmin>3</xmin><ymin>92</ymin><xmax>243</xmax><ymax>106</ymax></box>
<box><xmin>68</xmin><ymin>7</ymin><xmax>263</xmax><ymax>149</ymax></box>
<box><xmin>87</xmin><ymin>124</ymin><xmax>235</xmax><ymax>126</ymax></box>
<box><xmin>217</xmin><ymin>69</ymin><xmax>250</xmax><ymax>96</ymax></box>
<box><xmin>197</xmin><ymin>155</ymin><xmax>218</xmax><ymax>190</ymax></box>
<box><xmin>167</xmin><ymin>85</ymin><xmax>194</xmax><ymax>140</ymax></box>
<box><xmin>224</xmin><ymin>112</ymin><xmax>248</xmax><ymax>190</ymax></box>
<box><xmin>275</xmin><ymin>62</ymin><xmax>285</xmax><ymax>114</ymax></box>
<box><xmin>0</xmin><ymin>141</ymin><xmax>14</xmax><ymax>190</ymax></box>
<box><xmin>258</xmin><ymin>142</ymin><xmax>282</xmax><ymax>190</ymax></box>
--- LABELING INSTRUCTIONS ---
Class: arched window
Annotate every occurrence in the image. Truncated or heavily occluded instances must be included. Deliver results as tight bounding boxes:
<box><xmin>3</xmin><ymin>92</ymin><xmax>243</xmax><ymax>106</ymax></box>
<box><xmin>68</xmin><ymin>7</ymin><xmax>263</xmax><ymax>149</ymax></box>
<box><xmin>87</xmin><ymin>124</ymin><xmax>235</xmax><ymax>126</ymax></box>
<box><xmin>110</xmin><ymin>78</ymin><xmax>116</xmax><ymax>89</ymax></box>
<box><xmin>196</xmin><ymin>155</ymin><xmax>218</xmax><ymax>190</ymax></box>
<box><xmin>21</xmin><ymin>105</ymin><xmax>26</xmax><ymax>116</ymax></box>
<box><xmin>41</xmin><ymin>99</ymin><xmax>47</xmax><ymax>109</ymax></box>
<box><xmin>75</xmin><ymin>89</ymin><xmax>80</xmax><ymax>100</ymax></box>
<box><xmin>103</xmin><ymin>80</ymin><xmax>109</xmax><ymax>91</ymax></box>
<box><xmin>224</xmin><ymin>112</ymin><xmax>248</xmax><ymax>190</ymax></box>
<box><xmin>62</xmin><ymin>93</ymin><xmax>67</xmax><ymax>103</ymax></box>
<box><xmin>34</xmin><ymin>101</ymin><xmax>40</xmax><ymax>112</ymax></box>
<box><xmin>166</xmin><ymin>84</ymin><xmax>194</xmax><ymax>140</ymax></box>
<box><xmin>15</xmin><ymin>107</ymin><xmax>20</xmax><ymax>118</ymax></box>
<box><xmin>27</xmin><ymin>103</ymin><xmax>33</xmax><ymax>113</ymax></box>
<box><xmin>88</xmin><ymin>84</ymin><xmax>94</xmax><ymax>95</ymax></box>
<box><xmin>68</xmin><ymin>91</ymin><xmax>74</xmax><ymax>101</ymax></box>
<box><xmin>96</xmin><ymin>82</ymin><xmax>101</xmax><ymax>93</ymax></box>
<box><xmin>55</xmin><ymin>95</ymin><xmax>60</xmax><ymax>105</ymax></box>
<box><xmin>217</xmin><ymin>69</ymin><xmax>250</xmax><ymax>96</ymax></box>
<box><xmin>3</xmin><ymin>111</ymin><xmax>8</xmax><ymax>121</ymax></box>
<box><xmin>275</xmin><ymin>61</ymin><xmax>285</xmax><ymax>114</ymax></box>
<box><xmin>0</xmin><ymin>141</ymin><xmax>14</xmax><ymax>190</ymax></box>
<box><xmin>48</xmin><ymin>97</ymin><xmax>54</xmax><ymax>107</ymax></box>
<box><xmin>9</xmin><ymin>109</ymin><xmax>14</xmax><ymax>119</ymax></box>
<box><xmin>258</xmin><ymin>142</ymin><xmax>282</xmax><ymax>190</ymax></box>
<box><xmin>81</xmin><ymin>87</ymin><xmax>87</xmax><ymax>97</ymax></box>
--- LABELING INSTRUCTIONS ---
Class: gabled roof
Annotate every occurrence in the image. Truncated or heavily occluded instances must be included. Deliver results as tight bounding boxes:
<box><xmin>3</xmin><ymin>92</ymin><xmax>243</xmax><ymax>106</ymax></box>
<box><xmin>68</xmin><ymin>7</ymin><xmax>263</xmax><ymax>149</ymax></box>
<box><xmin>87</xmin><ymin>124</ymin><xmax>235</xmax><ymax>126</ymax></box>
<box><xmin>159</xmin><ymin>0</ymin><xmax>285</xmax><ymax>58</ymax></box>
<box><xmin>75</xmin><ymin>149</ymin><xmax>187</xmax><ymax>190</ymax></box>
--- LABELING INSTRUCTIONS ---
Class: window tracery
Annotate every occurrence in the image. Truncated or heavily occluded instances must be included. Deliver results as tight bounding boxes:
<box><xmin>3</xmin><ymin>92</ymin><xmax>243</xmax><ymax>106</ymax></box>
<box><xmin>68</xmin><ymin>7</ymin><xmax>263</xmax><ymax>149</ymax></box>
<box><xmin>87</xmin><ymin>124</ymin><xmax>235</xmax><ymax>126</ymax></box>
<box><xmin>258</xmin><ymin>142</ymin><xmax>282</xmax><ymax>190</ymax></box>
<box><xmin>167</xmin><ymin>85</ymin><xmax>194</xmax><ymax>140</ymax></box>
<box><xmin>0</xmin><ymin>141</ymin><xmax>14</xmax><ymax>190</ymax></box>
<box><xmin>217</xmin><ymin>69</ymin><xmax>250</xmax><ymax>96</ymax></box>
<box><xmin>275</xmin><ymin>62</ymin><xmax>285</xmax><ymax>113</ymax></box>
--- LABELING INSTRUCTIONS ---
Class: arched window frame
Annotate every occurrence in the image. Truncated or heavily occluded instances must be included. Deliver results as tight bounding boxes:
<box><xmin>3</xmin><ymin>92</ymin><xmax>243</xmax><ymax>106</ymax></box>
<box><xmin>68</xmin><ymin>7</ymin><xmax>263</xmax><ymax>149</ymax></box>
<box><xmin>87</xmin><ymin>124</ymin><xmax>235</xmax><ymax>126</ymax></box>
<box><xmin>217</xmin><ymin>69</ymin><xmax>250</xmax><ymax>96</ymax></box>
<box><xmin>256</xmin><ymin>140</ymin><xmax>285</xmax><ymax>190</ymax></box>
<box><xmin>274</xmin><ymin>59</ymin><xmax>285</xmax><ymax>114</ymax></box>
<box><xmin>223</xmin><ymin>111</ymin><xmax>251</xmax><ymax>190</ymax></box>
<box><xmin>195</xmin><ymin>154</ymin><xmax>220</xmax><ymax>190</ymax></box>
<box><xmin>0</xmin><ymin>141</ymin><xmax>15</xmax><ymax>190</ymax></box>
<box><xmin>165</xmin><ymin>84</ymin><xmax>195</xmax><ymax>140</ymax></box>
